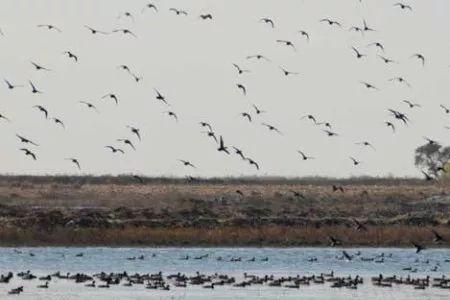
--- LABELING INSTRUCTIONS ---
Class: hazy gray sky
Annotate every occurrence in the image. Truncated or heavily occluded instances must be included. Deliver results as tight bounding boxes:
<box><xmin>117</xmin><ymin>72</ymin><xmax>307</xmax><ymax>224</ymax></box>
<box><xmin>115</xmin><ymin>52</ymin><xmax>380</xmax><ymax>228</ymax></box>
<box><xmin>1</xmin><ymin>0</ymin><xmax>450</xmax><ymax>178</ymax></box>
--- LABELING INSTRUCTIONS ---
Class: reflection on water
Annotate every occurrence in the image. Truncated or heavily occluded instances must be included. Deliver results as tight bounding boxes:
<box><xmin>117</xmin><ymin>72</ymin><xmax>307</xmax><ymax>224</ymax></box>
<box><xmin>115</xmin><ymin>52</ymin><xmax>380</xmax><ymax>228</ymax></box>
<box><xmin>0</xmin><ymin>247</ymin><xmax>449</xmax><ymax>299</ymax></box>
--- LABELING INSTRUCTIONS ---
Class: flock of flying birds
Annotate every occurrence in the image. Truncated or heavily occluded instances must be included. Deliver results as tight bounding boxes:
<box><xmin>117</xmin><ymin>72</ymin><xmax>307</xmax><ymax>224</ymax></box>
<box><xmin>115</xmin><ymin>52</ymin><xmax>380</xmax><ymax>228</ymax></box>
<box><xmin>0</xmin><ymin>1</ymin><xmax>448</xmax><ymax>179</ymax></box>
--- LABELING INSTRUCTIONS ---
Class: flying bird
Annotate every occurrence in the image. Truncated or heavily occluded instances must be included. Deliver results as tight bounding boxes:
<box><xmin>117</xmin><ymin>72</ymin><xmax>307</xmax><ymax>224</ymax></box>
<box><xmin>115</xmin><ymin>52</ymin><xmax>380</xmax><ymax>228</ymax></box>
<box><xmin>356</xmin><ymin>141</ymin><xmax>375</xmax><ymax>150</ymax></box>
<box><xmin>239</xmin><ymin>112</ymin><xmax>252</xmax><ymax>122</ymax></box>
<box><xmin>33</xmin><ymin>105</ymin><xmax>48</xmax><ymax>118</ymax></box>
<box><xmin>169</xmin><ymin>8</ymin><xmax>188</xmax><ymax>16</ymax></box>
<box><xmin>252</xmin><ymin>104</ymin><xmax>266</xmax><ymax>115</ymax></box>
<box><xmin>411</xmin><ymin>53</ymin><xmax>425</xmax><ymax>66</ymax></box>
<box><xmin>260</xmin><ymin>18</ymin><xmax>275</xmax><ymax>28</ymax></box>
<box><xmin>403</xmin><ymin>100</ymin><xmax>421</xmax><ymax>109</ymax></box>
<box><xmin>279</xmin><ymin>67</ymin><xmax>299</xmax><ymax>76</ymax></box>
<box><xmin>117</xmin><ymin>139</ymin><xmax>136</xmax><ymax>150</ymax></box>
<box><xmin>16</xmin><ymin>135</ymin><xmax>39</xmax><ymax>146</ymax></box>
<box><xmin>320</xmin><ymin>18</ymin><xmax>341</xmax><ymax>27</ymax></box>
<box><xmin>367</xmin><ymin>42</ymin><xmax>385</xmax><ymax>52</ymax></box>
<box><xmin>262</xmin><ymin>123</ymin><xmax>282</xmax><ymax>135</ymax></box>
<box><xmin>217</xmin><ymin>136</ymin><xmax>229</xmax><ymax>154</ymax></box>
<box><xmin>127</xmin><ymin>126</ymin><xmax>141</xmax><ymax>141</ymax></box>
<box><xmin>20</xmin><ymin>148</ymin><xmax>37</xmax><ymax>160</ymax></box>
<box><xmin>37</xmin><ymin>24</ymin><xmax>61</xmax><ymax>32</ymax></box>
<box><xmin>105</xmin><ymin>146</ymin><xmax>124</xmax><ymax>154</ymax></box>
<box><xmin>351</xmin><ymin>46</ymin><xmax>366</xmax><ymax>59</ymax></box>
<box><xmin>246</xmin><ymin>158</ymin><xmax>260</xmax><ymax>170</ymax></box>
<box><xmin>30</xmin><ymin>61</ymin><xmax>51</xmax><ymax>71</ymax></box>
<box><xmin>298</xmin><ymin>150</ymin><xmax>314</xmax><ymax>161</ymax></box>
<box><xmin>394</xmin><ymin>3</ymin><xmax>413</xmax><ymax>11</ymax></box>
<box><xmin>52</xmin><ymin>118</ymin><xmax>65</xmax><ymax>129</ymax></box>
<box><xmin>154</xmin><ymin>89</ymin><xmax>169</xmax><ymax>105</ymax></box>
<box><xmin>350</xmin><ymin>157</ymin><xmax>362</xmax><ymax>166</ymax></box>
<box><xmin>0</xmin><ymin>113</ymin><xmax>10</xmax><ymax>122</ymax></box>
<box><xmin>164</xmin><ymin>111</ymin><xmax>178</xmax><ymax>122</ymax></box>
<box><xmin>66</xmin><ymin>158</ymin><xmax>81</xmax><ymax>170</ymax></box>
<box><xmin>29</xmin><ymin>81</ymin><xmax>43</xmax><ymax>94</ymax></box>
<box><xmin>178</xmin><ymin>160</ymin><xmax>196</xmax><ymax>168</ymax></box>
<box><xmin>63</xmin><ymin>51</ymin><xmax>78</xmax><ymax>62</ymax></box>
<box><xmin>199</xmin><ymin>14</ymin><xmax>213</xmax><ymax>20</ymax></box>
<box><xmin>246</xmin><ymin>54</ymin><xmax>271</xmax><ymax>62</ymax></box>
<box><xmin>276</xmin><ymin>40</ymin><xmax>296</xmax><ymax>51</ymax></box>
<box><xmin>142</xmin><ymin>3</ymin><xmax>158</xmax><ymax>13</ymax></box>
<box><xmin>79</xmin><ymin>101</ymin><xmax>99</xmax><ymax>113</ymax></box>
<box><xmin>4</xmin><ymin>79</ymin><xmax>23</xmax><ymax>90</ymax></box>
<box><xmin>232</xmin><ymin>63</ymin><xmax>250</xmax><ymax>75</ymax></box>
<box><xmin>298</xmin><ymin>30</ymin><xmax>310</xmax><ymax>42</ymax></box>
<box><xmin>389</xmin><ymin>77</ymin><xmax>411</xmax><ymax>87</ymax></box>
<box><xmin>84</xmin><ymin>25</ymin><xmax>109</xmax><ymax>35</ymax></box>
<box><xmin>112</xmin><ymin>29</ymin><xmax>137</xmax><ymax>38</ymax></box>
<box><xmin>101</xmin><ymin>93</ymin><xmax>119</xmax><ymax>105</ymax></box>
<box><xmin>360</xmin><ymin>81</ymin><xmax>379</xmax><ymax>90</ymax></box>
<box><xmin>236</xmin><ymin>83</ymin><xmax>247</xmax><ymax>95</ymax></box>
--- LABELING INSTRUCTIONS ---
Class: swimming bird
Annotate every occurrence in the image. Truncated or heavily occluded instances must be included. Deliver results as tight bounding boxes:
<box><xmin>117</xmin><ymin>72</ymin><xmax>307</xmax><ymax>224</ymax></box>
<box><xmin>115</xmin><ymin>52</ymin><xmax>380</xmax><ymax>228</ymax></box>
<box><xmin>66</xmin><ymin>158</ymin><xmax>81</xmax><ymax>170</ymax></box>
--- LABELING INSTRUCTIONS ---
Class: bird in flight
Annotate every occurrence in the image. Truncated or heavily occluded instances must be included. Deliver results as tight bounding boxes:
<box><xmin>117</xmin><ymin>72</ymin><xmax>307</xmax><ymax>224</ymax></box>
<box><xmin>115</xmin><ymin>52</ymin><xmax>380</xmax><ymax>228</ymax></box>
<box><xmin>394</xmin><ymin>2</ymin><xmax>413</xmax><ymax>11</ymax></box>
<box><xmin>37</xmin><ymin>24</ymin><xmax>62</xmax><ymax>32</ymax></box>
<box><xmin>4</xmin><ymin>79</ymin><xmax>23</xmax><ymax>90</ymax></box>
<box><xmin>440</xmin><ymin>104</ymin><xmax>450</xmax><ymax>114</ymax></box>
<box><xmin>367</xmin><ymin>42</ymin><xmax>385</xmax><ymax>52</ymax></box>
<box><xmin>20</xmin><ymin>148</ymin><xmax>37</xmax><ymax>160</ymax></box>
<box><xmin>217</xmin><ymin>136</ymin><xmax>229</xmax><ymax>154</ymax></box>
<box><xmin>117</xmin><ymin>139</ymin><xmax>136</xmax><ymax>150</ymax></box>
<box><xmin>252</xmin><ymin>104</ymin><xmax>266</xmax><ymax>115</ymax></box>
<box><xmin>350</xmin><ymin>157</ymin><xmax>362</xmax><ymax>166</ymax></box>
<box><xmin>388</xmin><ymin>109</ymin><xmax>409</xmax><ymax>124</ymax></box>
<box><xmin>79</xmin><ymin>101</ymin><xmax>99</xmax><ymax>113</ymax></box>
<box><xmin>101</xmin><ymin>93</ymin><xmax>119</xmax><ymax>105</ymax></box>
<box><xmin>63</xmin><ymin>51</ymin><xmax>78</xmax><ymax>62</ymax></box>
<box><xmin>360</xmin><ymin>81</ymin><xmax>379</xmax><ymax>90</ymax></box>
<box><xmin>385</xmin><ymin>121</ymin><xmax>396</xmax><ymax>132</ymax></box>
<box><xmin>0</xmin><ymin>113</ymin><xmax>10</xmax><ymax>122</ymax></box>
<box><xmin>351</xmin><ymin>46</ymin><xmax>366</xmax><ymax>59</ymax></box>
<box><xmin>262</xmin><ymin>123</ymin><xmax>282</xmax><ymax>135</ymax></box>
<box><xmin>169</xmin><ymin>8</ymin><xmax>188</xmax><ymax>16</ymax></box>
<box><xmin>33</xmin><ymin>105</ymin><xmax>48</xmax><ymax>119</ymax></box>
<box><xmin>276</xmin><ymin>40</ymin><xmax>296</xmax><ymax>51</ymax></box>
<box><xmin>260</xmin><ymin>18</ymin><xmax>275</xmax><ymax>28</ymax></box>
<box><xmin>320</xmin><ymin>18</ymin><xmax>341</xmax><ymax>27</ymax></box>
<box><xmin>52</xmin><ymin>117</ymin><xmax>65</xmax><ymax>129</ymax></box>
<box><xmin>411</xmin><ymin>53</ymin><xmax>425</xmax><ymax>66</ymax></box>
<box><xmin>323</xmin><ymin>130</ymin><xmax>338</xmax><ymax>137</ymax></box>
<box><xmin>421</xmin><ymin>171</ymin><xmax>434</xmax><ymax>181</ymax></box>
<box><xmin>389</xmin><ymin>77</ymin><xmax>411</xmax><ymax>87</ymax></box>
<box><xmin>279</xmin><ymin>67</ymin><xmax>299</xmax><ymax>76</ymax></box>
<box><xmin>298</xmin><ymin>150</ymin><xmax>314</xmax><ymax>161</ymax></box>
<box><xmin>403</xmin><ymin>100</ymin><xmax>421</xmax><ymax>109</ymax></box>
<box><xmin>232</xmin><ymin>147</ymin><xmax>246</xmax><ymax>160</ymax></box>
<box><xmin>178</xmin><ymin>160</ymin><xmax>196</xmax><ymax>168</ymax></box>
<box><xmin>199</xmin><ymin>122</ymin><xmax>213</xmax><ymax>132</ymax></box>
<box><xmin>127</xmin><ymin>126</ymin><xmax>141</xmax><ymax>141</ymax></box>
<box><xmin>246</xmin><ymin>158</ymin><xmax>260</xmax><ymax>170</ymax></box>
<box><xmin>199</xmin><ymin>14</ymin><xmax>213</xmax><ymax>20</ymax></box>
<box><xmin>239</xmin><ymin>112</ymin><xmax>252</xmax><ymax>122</ymax></box>
<box><xmin>105</xmin><ymin>146</ymin><xmax>124</xmax><ymax>154</ymax></box>
<box><xmin>154</xmin><ymin>89</ymin><xmax>169</xmax><ymax>106</ymax></box>
<box><xmin>113</xmin><ymin>29</ymin><xmax>137</xmax><ymax>38</ymax></box>
<box><xmin>298</xmin><ymin>30</ymin><xmax>310</xmax><ymax>42</ymax></box>
<box><xmin>30</xmin><ymin>61</ymin><xmax>51</xmax><ymax>71</ymax></box>
<box><xmin>301</xmin><ymin>114</ymin><xmax>317</xmax><ymax>124</ymax></box>
<box><xmin>432</xmin><ymin>230</ymin><xmax>444</xmax><ymax>244</ymax></box>
<box><xmin>164</xmin><ymin>111</ymin><xmax>178</xmax><ymax>122</ymax></box>
<box><xmin>362</xmin><ymin>19</ymin><xmax>375</xmax><ymax>32</ymax></box>
<box><xmin>142</xmin><ymin>3</ymin><xmax>158</xmax><ymax>13</ymax></box>
<box><xmin>246</xmin><ymin>54</ymin><xmax>271</xmax><ymax>62</ymax></box>
<box><xmin>17</xmin><ymin>134</ymin><xmax>39</xmax><ymax>146</ymax></box>
<box><xmin>66</xmin><ymin>158</ymin><xmax>81</xmax><ymax>170</ymax></box>
<box><xmin>232</xmin><ymin>63</ymin><xmax>250</xmax><ymax>75</ymax></box>
<box><xmin>356</xmin><ymin>141</ymin><xmax>375</xmax><ymax>150</ymax></box>
<box><xmin>378</xmin><ymin>55</ymin><xmax>397</xmax><ymax>64</ymax></box>
<box><xmin>29</xmin><ymin>81</ymin><xmax>43</xmax><ymax>94</ymax></box>
<box><xmin>84</xmin><ymin>25</ymin><xmax>109</xmax><ymax>35</ymax></box>
<box><xmin>236</xmin><ymin>83</ymin><xmax>247</xmax><ymax>96</ymax></box>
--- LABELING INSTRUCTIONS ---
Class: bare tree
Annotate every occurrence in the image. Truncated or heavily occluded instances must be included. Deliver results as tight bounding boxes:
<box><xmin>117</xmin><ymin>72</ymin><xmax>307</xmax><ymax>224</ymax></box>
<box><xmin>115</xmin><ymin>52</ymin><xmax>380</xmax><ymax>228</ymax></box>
<box><xmin>415</xmin><ymin>143</ymin><xmax>450</xmax><ymax>178</ymax></box>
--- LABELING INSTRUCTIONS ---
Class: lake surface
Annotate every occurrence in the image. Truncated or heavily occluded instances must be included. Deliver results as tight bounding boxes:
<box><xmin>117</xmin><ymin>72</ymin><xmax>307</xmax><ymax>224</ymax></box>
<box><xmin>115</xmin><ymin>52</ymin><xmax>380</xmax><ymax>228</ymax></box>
<box><xmin>0</xmin><ymin>247</ymin><xmax>449</xmax><ymax>299</ymax></box>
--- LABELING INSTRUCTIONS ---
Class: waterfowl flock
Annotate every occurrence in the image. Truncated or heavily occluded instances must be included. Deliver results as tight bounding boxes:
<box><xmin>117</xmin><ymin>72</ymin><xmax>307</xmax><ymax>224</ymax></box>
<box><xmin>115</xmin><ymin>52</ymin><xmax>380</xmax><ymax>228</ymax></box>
<box><xmin>0</xmin><ymin>0</ymin><xmax>449</xmax><ymax>178</ymax></box>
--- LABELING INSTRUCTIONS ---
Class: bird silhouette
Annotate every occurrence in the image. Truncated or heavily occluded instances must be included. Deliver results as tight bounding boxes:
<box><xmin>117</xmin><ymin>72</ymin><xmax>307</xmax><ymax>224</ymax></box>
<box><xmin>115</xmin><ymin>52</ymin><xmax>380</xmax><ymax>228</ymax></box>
<box><xmin>101</xmin><ymin>93</ymin><xmax>119</xmax><ymax>105</ymax></box>
<box><xmin>33</xmin><ymin>105</ymin><xmax>48</xmax><ymax>118</ymax></box>
<box><xmin>16</xmin><ymin>134</ymin><xmax>39</xmax><ymax>146</ymax></box>
<box><xmin>252</xmin><ymin>104</ymin><xmax>266</xmax><ymax>115</ymax></box>
<box><xmin>169</xmin><ymin>8</ymin><xmax>188</xmax><ymax>16</ymax></box>
<box><xmin>356</xmin><ymin>141</ymin><xmax>375</xmax><ymax>150</ymax></box>
<box><xmin>199</xmin><ymin>14</ymin><xmax>213</xmax><ymax>20</ymax></box>
<box><xmin>217</xmin><ymin>136</ymin><xmax>229</xmax><ymax>154</ymax></box>
<box><xmin>351</xmin><ymin>46</ymin><xmax>366</xmax><ymax>59</ymax></box>
<box><xmin>142</xmin><ymin>3</ymin><xmax>158</xmax><ymax>13</ymax></box>
<box><xmin>412</xmin><ymin>242</ymin><xmax>425</xmax><ymax>254</ymax></box>
<box><xmin>323</xmin><ymin>130</ymin><xmax>338</xmax><ymax>137</ymax></box>
<box><xmin>154</xmin><ymin>89</ymin><xmax>169</xmax><ymax>105</ymax></box>
<box><xmin>117</xmin><ymin>139</ymin><xmax>136</xmax><ymax>150</ymax></box>
<box><xmin>388</xmin><ymin>109</ymin><xmax>409</xmax><ymax>124</ymax></box>
<box><xmin>127</xmin><ymin>126</ymin><xmax>141</xmax><ymax>141</ymax></box>
<box><xmin>260</xmin><ymin>18</ymin><xmax>275</xmax><ymax>28</ymax></box>
<box><xmin>389</xmin><ymin>76</ymin><xmax>411</xmax><ymax>87</ymax></box>
<box><xmin>246</xmin><ymin>158</ymin><xmax>260</xmax><ymax>170</ymax></box>
<box><xmin>279</xmin><ymin>67</ymin><xmax>299</xmax><ymax>76</ymax></box>
<box><xmin>262</xmin><ymin>123</ymin><xmax>282</xmax><ymax>135</ymax></box>
<box><xmin>432</xmin><ymin>230</ymin><xmax>444</xmax><ymax>244</ymax></box>
<box><xmin>362</xmin><ymin>19</ymin><xmax>375</xmax><ymax>32</ymax></box>
<box><xmin>378</xmin><ymin>55</ymin><xmax>397</xmax><ymax>64</ymax></box>
<box><xmin>79</xmin><ymin>101</ymin><xmax>99</xmax><ymax>113</ymax></box>
<box><xmin>403</xmin><ymin>100</ymin><xmax>421</xmax><ymax>109</ymax></box>
<box><xmin>350</xmin><ymin>157</ymin><xmax>362</xmax><ymax>166</ymax></box>
<box><xmin>276</xmin><ymin>40</ymin><xmax>296</xmax><ymax>51</ymax></box>
<box><xmin>20</xmin><ymin>148</ymin><xmax>37</xmax><ymax>160</ymax></box>
<box><xmin>30</xmin><ymin>61</ymin><xmax>51</xmax><ymax>71</ymax></box>
<box><xmin>164</xmin><ymin>111</ymin><xmax>178</xmax><ymax>122</ymax></box>
<box><xmin>421</xmin><ymin>170</ymin><xmax>434</xmax><ymax>181</ymax></box>
<box><xmin>385</xmin><ymin>121</ymin><xmax>396</xmax><ymax>132</ymax></box>
<box><xmin>236</xmin><ymin>83</ymin><xmax>247</xmax><ymax>95</ymax></box>
<box><xmin>29</xmin><ymin>81</ymin><xmax>43</xmax><ymax>94</ymax></box>
<box><xmin>66</xmin><ymin>158</ymin><xmax>81</xmax><ymax>170</ymax></box>
<box><xmin>328</xmin><ymin>236</ymin><xmax>342</xmax><ymax>247</ymax></box>
<box><xmin>178</xmin><ymin>160</ymin><xmax>196</xmax><ymax>168</ymax></box>
<box><xmin>367</xmin><ymin>42</ymin><xmax>385</xmax><ymax>52</ymax></box>
<box><xmin>320</xmin><ymin>18</ymin><xmax>341</xmax><ymax>27</ymax></box>
<box><xmin>232</xmin><ymin>63</ymin><xmax>250</xmax><ymax>75</ymax></box>
<box><xmin>4</xmin><ymin>79</ymin><xmax>23</xmax><ymax>90</ymax></box>
<box><xmin>63</xmin><ymin>51</ymin><xmax>78</xmax><ymax>62</ymax></box>
<box><xmin>84</xmin><ymin>25</ymin><xmax>109</xmax><ymax>35</ymax></box>
<box><xmin>246</xmin><ymin>54</ymin><xmax>271</xmax><ymax>62</ymax></box>
<box><xmin>52</xmin><ymin>118</ymin><xmax>65</xmax><ymax>129</ymax></box>
<box><xmin>199</xmin><ymin>122</ymin><xmax>213</xmax><ymax>132</ymax></box>
<box><xmin>411</xmin><ymin>53</ymin><xmax>425</xmax><ymax>66</ymax></box>
<box><xmin>239</xmin><ymin>112</ymin><xmax>252</xmax><ymax>122</ymax></box>
<box><xmin>298</xmin><ymin>30</ymin><xmax>310</xmax><ymax>42</ymax></box>
<box><xmin>37</xmin><ymin>24</ymin><xmax>61</xmax><ymax>32</ymax></box>
<box><xmin>395</xmin><ymin>2</ymin><xmax>413</xmax><ymax>11</ymax></box>
<box><xmin>105</xmin><ymin>146</ymin><xmax>124</xmax><ymax>154</ymax></box>
<box><xmin>232</xmin><ymin>147</ymin><xmax>246</xmax><ymax>160</ymax></box>
<box><xmin>298</xmin><ymin>150</ymin><xmax>314</xmax><ymax>161</ymax></box>
<box><xmin>112</xmin><ymin>29</ymin><xmax>137</xmax><ymax>38</ymax></box>
<box><xmin>353</xmin><ymin>219</ymin><xmax>368</xmax><ymax>231</ymax></box>
<box><xmin>440</xmin><ymin>104</ymin><xmax>450</xmax><ymax>114</ymax></box>
<box><xmin>0</xmin><ymin>113</ymin><xmax>10</xmax><ymax>122</ymax></box>
<box><xmin>360</xmin><ymin>81</ymin><xmax>379</xmax><ymax>90</ymax></box>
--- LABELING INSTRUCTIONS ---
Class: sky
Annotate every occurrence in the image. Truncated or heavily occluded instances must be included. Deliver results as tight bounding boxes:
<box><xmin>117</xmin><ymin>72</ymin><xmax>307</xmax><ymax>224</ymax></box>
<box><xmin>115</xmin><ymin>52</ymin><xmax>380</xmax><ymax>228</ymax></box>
<box><xmin>0</xmin><ymin>0</ymin><xmax>450</xmax><ymax>178</ymax></box>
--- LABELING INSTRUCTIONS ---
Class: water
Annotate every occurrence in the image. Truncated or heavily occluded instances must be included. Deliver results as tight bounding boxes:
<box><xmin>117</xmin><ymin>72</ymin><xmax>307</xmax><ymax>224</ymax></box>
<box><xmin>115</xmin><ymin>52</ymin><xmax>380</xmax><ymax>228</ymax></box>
<box><xmin>0</xmin><ymin>247</ymin><xmax>449</xmax><ymax>299</ymax></box>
